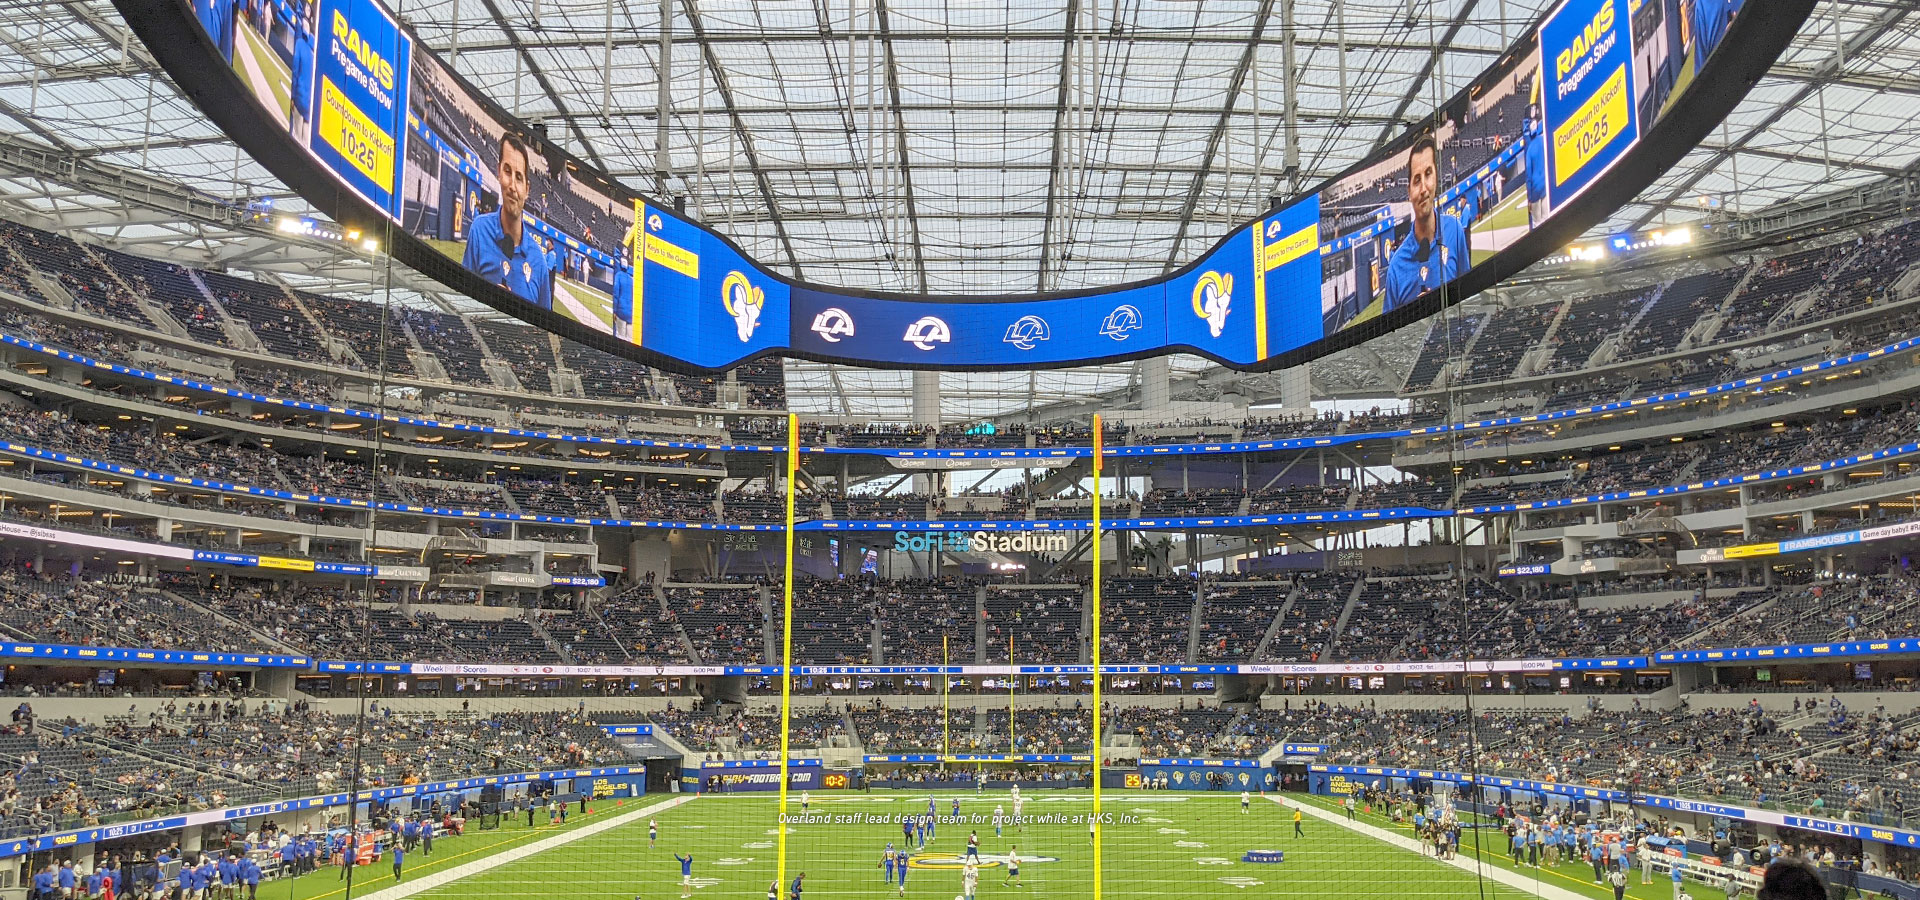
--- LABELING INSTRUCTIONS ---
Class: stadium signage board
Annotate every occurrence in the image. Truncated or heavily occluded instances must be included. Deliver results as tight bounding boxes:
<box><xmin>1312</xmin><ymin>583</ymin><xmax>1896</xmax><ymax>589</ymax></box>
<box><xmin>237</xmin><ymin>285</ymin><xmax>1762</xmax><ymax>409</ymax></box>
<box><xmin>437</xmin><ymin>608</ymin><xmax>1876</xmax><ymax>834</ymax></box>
<box><xmin>891</xmin><ymin>531</ymin><xmax>1074</xmax><ymax>553</ymax></box>
<box><xmin>0</xmin><ymin>643</ymin><xmax>309</xmax><ymax>668</ymax></box>
<box><xmin>0</xmin><ymin>765</ymin><xmax>641</xmax><ymax>861</ymax></box>
<box><xmin>13</xmin><ymin>327</ymin><xmax>1920</xmax><ymax>461</ymax></box>
<box><xmin>1496</xmin><ymin>563</ymin><xmax>1551</xmax><ymax>577</ymax></box>
<box><xmin>1310</xmin><ymin>764</ymin><xmax>1920</xmax><ymax>850</ymax></box>
<box><xmin>125</xmin><ymin>0</ymin><xmax>1808</xmax><ymax>375</ymax></box>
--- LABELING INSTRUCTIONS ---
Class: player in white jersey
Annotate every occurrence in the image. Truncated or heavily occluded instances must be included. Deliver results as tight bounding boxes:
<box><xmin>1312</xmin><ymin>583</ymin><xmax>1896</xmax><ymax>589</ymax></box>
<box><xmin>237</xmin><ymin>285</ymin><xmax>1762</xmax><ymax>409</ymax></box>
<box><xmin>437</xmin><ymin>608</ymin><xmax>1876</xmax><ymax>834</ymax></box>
<box><xmin>1012</xmin><ymin>795</ymin><xmax>1024</xmax><ymax>832</ymax></box>
<box><xmin>1241</xmin><ymin>790</ymin><xmax>1250</xmax><ymax>813</ymax></box>
<box><xmin>961</xmin><ymin>862</ymin><xmax>979</xmax><ymax>900</ymax></box>
<box><xmin>800</xmin><ymin>791</ymin><xmax>810</xmax><ymax>813</ymax></box>
<box><xmin>993</xmin><ymin>804</ymin><xmax>1005</xmax><ymax>838</ymax></box>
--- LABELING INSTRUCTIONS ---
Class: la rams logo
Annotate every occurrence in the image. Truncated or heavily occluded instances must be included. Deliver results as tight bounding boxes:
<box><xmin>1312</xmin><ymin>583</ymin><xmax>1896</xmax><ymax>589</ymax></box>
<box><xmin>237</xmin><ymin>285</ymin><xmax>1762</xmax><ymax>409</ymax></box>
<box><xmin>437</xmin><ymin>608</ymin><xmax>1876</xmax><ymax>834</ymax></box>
<box><xmin>811</xmin><ymin>307</ymin><xmax>855</xmax><ymax>343</ymax></box>
<box><xmin>1099</xmin><ymin>304</ymin><xmax>1143</xmax><ymax>341</ymax></box>
<box><xmin>720</xmin><ymin>271</ymin><xmax>764</xmax><ymax>342</ymax></box>
<box><xmin>903</xmin><ymin>315</ymin><xmax>952</xmax><ymax>351</ymax></box>
<box><xmin>907</xmin><ymin>852</ymin><xmax>1058</xmax><ymax>871</ymax></box>
<box><xmin>1265</xmin><ymin>219</ymin><xmax>1284</xmax><ymax>240</ymax></box>
<box><xmin>647</xmin><ymin>213</ymin><xmax>664</xmax><ymax>232</ymax></box>
<box><xmin>1003</xmin><ymin>315</ymin><xmax>1049</xmax><ymax>350</ymax></box>
<box><xmin>1192</xmin><ymin>271</ymin><xmax>1232</xmax><ymax>338</ymax></box>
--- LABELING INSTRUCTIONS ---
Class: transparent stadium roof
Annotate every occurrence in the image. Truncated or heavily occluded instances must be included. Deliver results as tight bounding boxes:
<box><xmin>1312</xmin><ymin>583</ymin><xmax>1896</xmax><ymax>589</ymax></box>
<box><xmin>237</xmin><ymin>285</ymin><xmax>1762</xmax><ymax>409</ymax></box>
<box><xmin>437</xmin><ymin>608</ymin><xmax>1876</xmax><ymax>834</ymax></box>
<box><xmin>0</xmin><ymin>0</ymin><xmax>1915</xmax><ymax>420</ymax></box>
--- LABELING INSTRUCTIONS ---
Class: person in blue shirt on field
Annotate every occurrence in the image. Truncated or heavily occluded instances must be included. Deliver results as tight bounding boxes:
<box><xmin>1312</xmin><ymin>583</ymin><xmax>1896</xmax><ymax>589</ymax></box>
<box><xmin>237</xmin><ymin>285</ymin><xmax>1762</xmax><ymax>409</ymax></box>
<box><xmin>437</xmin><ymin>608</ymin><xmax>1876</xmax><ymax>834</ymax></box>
<box><xmin>462</xmin><ymin>133</ymin><xmax>550</xmax><ymax>310</ymax></box>
<box><xmin>1381</xmin><ymin>132</ymin><xmax>1470</xmax><ymax>315</ymax></box>
<box><xmin>421</xmin><ymin>819</ymin><xmax>435</xmax><ymax>857</ymax></box>
<box><xmin>390</xmin><ymin>844</ymin><xmax>404</xmax><ymax>883</ymax></box>
<box><xmin>1671</xmin><ymin>857</ymin><xmax>1687</xmax><ymax>900</ymax></box>
<box><xmin>675</xmin><ymin>853</ymin><xmax>694</xmax><ymax>894</ymax></box>
<box><xmin>35</xmin><ymin>864</ymin><xmax>59</xmax><ymax>900</ymax></box>
<box><xmin>241</xmin><ymin>856</ymin><xmax>260</xmax><ymax>900</ymax></box>
<box><xmin>882</xmin><ymin>845</ymin><xmax>897</xmax><ymax>884</ymax></box>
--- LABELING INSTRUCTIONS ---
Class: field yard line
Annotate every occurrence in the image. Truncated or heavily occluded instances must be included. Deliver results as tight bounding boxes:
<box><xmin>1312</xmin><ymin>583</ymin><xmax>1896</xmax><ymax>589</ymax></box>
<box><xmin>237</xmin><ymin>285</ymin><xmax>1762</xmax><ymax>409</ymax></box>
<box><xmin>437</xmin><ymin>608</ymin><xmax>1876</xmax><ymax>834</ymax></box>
<box><xmin>1275</xmin><ymin>796</ymin><xmax>1594</xmax><ymax>900</ymax></box>
<box><xmin>347</xmin><ymin>794</ymin><xmax>698</xmax><ymax>900</ymax></box>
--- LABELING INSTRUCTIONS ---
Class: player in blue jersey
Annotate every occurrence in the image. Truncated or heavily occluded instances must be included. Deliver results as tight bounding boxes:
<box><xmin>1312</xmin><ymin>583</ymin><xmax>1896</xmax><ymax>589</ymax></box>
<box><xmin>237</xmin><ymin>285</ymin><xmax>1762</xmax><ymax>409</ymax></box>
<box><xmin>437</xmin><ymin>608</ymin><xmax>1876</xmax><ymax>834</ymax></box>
<box><xmin>1381</xmin><ymin>132</ymin><xmax>1469</xmax><ymax>315</ymax></box>
<box><xmin>462</xmin><ymin>133</ymin><xmax>551</xmax><ymax>309</ymax></box>
<box><xmin>674</xmin><ymin>853</ymin><xmax>694</xmax><ymax>897</ymax></box>
<box><xmin>882</xmin><ymin>844</ymin><xmax>896</xmax><ymax>884</ymax></box>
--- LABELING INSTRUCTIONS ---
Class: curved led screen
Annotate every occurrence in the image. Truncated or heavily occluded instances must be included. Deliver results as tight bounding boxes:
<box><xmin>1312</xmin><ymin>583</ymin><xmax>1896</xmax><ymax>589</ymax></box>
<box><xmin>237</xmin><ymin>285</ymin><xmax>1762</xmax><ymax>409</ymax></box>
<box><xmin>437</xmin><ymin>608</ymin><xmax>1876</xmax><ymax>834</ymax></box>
<box><xmin>135</xmin><ymin>0</ymin><xmax>1807</xmax><ymax>374</ymax></box>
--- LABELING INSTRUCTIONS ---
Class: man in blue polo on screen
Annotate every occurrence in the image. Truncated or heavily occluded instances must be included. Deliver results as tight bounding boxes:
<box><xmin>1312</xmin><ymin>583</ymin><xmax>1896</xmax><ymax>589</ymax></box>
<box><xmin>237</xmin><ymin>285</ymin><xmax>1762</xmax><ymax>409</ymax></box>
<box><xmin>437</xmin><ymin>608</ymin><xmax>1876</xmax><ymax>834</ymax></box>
<box><xmin>462</xmin><ymin>132</ymin><xmax>551</xmax><ymax>310</ymax></box>
<box><xmin>1380</xmin><ymin>131</ymin><xmax>1469</xmax><ymax>315</ymax></box>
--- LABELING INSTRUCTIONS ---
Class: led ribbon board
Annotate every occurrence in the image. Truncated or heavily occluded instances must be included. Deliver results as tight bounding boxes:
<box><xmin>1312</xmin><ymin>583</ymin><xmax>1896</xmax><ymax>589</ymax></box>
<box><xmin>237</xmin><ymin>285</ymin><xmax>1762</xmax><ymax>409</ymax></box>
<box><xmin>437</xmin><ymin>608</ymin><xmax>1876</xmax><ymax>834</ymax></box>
<box><xmin>130</xmin><ymin>0</ymin><xmax>1804</xmax><ymax>375</ymax></box>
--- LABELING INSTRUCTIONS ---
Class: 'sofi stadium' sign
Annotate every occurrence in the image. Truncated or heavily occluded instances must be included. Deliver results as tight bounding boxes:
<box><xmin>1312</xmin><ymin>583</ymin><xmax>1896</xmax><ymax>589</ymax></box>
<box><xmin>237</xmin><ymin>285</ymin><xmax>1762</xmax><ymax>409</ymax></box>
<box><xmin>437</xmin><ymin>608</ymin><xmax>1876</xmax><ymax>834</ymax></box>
<box><xmin>129</xmin><ymin>0</ymin><xmax>1808</xmax><ymax>374</ymax></box>
<box><xmin>892</xmin><ymin>531</ymin><xmax>1074</xmax><ymax>554</ymax></box>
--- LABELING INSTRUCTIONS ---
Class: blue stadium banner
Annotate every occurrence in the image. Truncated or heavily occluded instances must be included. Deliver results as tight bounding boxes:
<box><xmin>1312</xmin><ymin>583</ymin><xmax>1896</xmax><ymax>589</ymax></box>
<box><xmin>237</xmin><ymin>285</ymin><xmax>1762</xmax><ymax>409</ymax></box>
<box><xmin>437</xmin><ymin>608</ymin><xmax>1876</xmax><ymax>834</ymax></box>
<box><xmin>0</xmin><ymin>766</ymin><xmax>639</xmax><ymax>860</ymax></box>
<box><xmin>309</xmin><ymin>0</ymin><xmax>411</xmax><ymax>216</ymax></box>
<box><xmin>1139</xmin><ymin>760</ymin><xmax>1265</xmax><ymax>791</ymax></box>
<box><xmin>1538</xmin><ymin>0</ymin><xmax>1638</xmax><ymax>209</ymax></box>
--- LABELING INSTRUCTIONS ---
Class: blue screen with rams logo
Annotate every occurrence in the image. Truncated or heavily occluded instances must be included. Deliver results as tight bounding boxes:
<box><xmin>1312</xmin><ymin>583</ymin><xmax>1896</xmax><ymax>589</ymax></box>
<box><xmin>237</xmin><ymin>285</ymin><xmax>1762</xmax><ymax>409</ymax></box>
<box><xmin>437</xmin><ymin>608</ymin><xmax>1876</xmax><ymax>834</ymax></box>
<box><xmin>157</xmin><ymin>0</ymin><xmax>1781</xmax><ymax>375</ymax></box>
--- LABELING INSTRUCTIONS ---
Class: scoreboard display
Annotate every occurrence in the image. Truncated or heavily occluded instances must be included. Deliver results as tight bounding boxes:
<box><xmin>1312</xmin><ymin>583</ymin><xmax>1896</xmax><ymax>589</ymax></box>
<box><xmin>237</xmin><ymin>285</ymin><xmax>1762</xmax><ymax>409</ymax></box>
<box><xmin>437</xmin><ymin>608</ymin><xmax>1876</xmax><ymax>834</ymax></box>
<box><xmin>144</xmin><ymin>0</ymin><xmax>1791</xmax><ymax>375</ymax></box>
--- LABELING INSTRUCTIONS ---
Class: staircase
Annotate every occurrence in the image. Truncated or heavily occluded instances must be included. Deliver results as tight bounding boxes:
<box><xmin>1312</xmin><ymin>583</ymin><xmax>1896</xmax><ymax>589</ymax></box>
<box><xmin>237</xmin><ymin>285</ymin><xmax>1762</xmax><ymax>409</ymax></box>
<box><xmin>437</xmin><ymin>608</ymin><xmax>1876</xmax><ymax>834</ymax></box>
<box><xmin>1323</xmin><ymin>577</ymin><xmax>1367</xmax><ymax>661</ymax></box>
<box><xmin>1248</xmin><ymin>576</ymin><xmax>1301</xmax><ymax>660</ymax></box>
<box><xmin>185</xmin><ymin>270</ymin><xmax>267</xmax><ymax>352</ymax></box>
<box><xmin>526</xmin><ymin>610</ymin><xmax>571</xmax><ymax>663</ymax></box>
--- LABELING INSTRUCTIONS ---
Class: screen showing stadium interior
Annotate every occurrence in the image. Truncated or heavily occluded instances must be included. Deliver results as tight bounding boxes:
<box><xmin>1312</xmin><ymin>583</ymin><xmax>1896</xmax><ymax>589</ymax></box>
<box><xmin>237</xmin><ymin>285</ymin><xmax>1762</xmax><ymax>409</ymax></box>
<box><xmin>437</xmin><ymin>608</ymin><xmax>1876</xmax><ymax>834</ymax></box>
<box><xmin>177</xmin><ymin>0</ymin><xmax>1748</xmax><ymax>373</ymax></box>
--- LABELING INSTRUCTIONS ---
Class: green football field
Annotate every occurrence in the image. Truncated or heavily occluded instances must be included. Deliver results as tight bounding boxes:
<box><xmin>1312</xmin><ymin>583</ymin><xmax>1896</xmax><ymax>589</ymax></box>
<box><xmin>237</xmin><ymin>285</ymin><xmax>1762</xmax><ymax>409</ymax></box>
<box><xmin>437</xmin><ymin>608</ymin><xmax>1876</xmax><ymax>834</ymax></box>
<box><xmin>1470</xmin><ymin>186</ymin><xmax>1531</xmax><ymax>265</ymax></box>
<box><xmin>235</xmin><ymin>790</ymin><xmax>1710</xmax><ymax>900</ymax></box>
<box><xmin>231</xmin><ymin>17</ymin><xmax>292</xmax><ymax>128</ymax></box>
<box><xmin>554</xmin><ymin>275</ymin><xmax>615</xmax><ymax>335</ymax></box>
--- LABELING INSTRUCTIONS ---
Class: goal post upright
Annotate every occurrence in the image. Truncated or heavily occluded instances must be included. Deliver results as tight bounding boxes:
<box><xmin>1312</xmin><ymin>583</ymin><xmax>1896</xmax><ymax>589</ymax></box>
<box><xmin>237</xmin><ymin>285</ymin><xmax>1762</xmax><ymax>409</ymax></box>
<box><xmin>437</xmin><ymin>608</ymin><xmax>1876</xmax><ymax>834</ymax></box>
<box><xmin>777</xmin><ymin>411</ymin><xmax>798</xmax><ymax>896</ymax></box>
<box><xmin>1090</xmin><ymin>412</ymin><xmax>1104</xmax><ymax>900</ymax></box>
